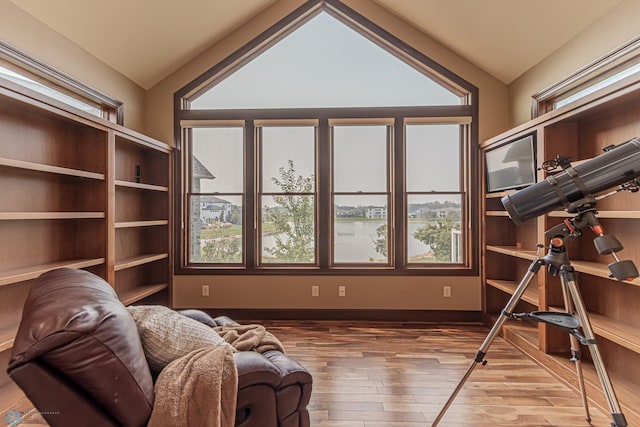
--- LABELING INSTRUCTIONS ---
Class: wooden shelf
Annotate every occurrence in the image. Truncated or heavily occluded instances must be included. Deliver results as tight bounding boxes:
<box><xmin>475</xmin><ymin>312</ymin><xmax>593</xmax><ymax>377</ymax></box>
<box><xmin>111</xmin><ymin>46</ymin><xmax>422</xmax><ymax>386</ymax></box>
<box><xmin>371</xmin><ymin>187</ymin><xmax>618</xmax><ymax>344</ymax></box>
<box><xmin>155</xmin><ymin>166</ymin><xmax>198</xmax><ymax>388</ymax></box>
<box><xmin>549</xmin><ymin>210</ymin><xmax>640</xmax><ymax>219</ymax></box>
<box><xmin>485</xmin><ymin>190</ymin><xmax>515</xmax><ymax>199</ymax></box>
<box><xmin>115</xmin><ymin>179</ymin><xmax>168</xmax><ymax>192</ymax></box>
<box><xmin>485</xmin><ymin>210</ymin><xmax>509</xmax><ymax>217</ymax></box>
<box><xmin>485</xmin><ymin>245</ymin><xmax>539</xmax><ymax>260</ymax></box>
<box><xmin>119</xmin><ymin>283</ymin><xmax>169</xmax><ymax>306</ymax></box>
<box><xmin>571</xmin><ymin>259</ymin><xmax>640</xmax><ymax>287</ymax></box>
<box><xmin>115</xmin><ymin>220</ymin><xmax>168</xmax><ymax>228</ymax></box>
<box><xmin>0</xmin><ymin>258</ymin><xmax>105</xmax><ymax>287</ymax></box>
<box><xmin>486</xmin><ymin>246</ymin><xmax>640</xmax><ymax>287</ymax></box>
<box><xmin>114</xmin><ymin>253</ymin><xmax>168</xmax><ymax>271</ymax></box>
<box><xmin>0</xmin><ymin>212</ymin><xmax>105</xmax><ymax>220</ymax></box>
<box><xmin>486</xmin><ymin>278</ymin><xmax>539</xmax><ymax>306</ymax></box>
<box><xmin>114</xmin><ymin>129</ymin><xmax>171</xmax><ymax>153</ymax></box>
<box><xmin>547</xmin><ymin>305</ymin><xmax>640</xmax><ymax>355</ymax></box>
<box><xmin>0</xmin><ymin>156</ymin><xmax>104</xmax><ymax>180</ymax></box>
<box><xmin>0</xmin><ymin>322</ymin><xmax>19</xmax><ymax>352</ymax></box>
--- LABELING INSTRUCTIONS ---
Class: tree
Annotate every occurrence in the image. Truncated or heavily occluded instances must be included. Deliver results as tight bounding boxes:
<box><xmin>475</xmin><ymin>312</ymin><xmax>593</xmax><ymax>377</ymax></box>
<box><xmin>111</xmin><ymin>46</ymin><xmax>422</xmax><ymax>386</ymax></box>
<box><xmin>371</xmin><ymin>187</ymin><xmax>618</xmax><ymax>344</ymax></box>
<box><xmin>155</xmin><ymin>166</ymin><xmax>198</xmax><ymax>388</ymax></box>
<box><xmin>202</xmin><ymin>237</ymin><xmax>241</xmax><ymax>262</ymax></box>
<box><xmin>263</xmin><ymin>160</ymin><xmax>315</xmax><ymax>262</ymax></box>
<box><xmin>374</xmin><ymin>223</ymin><xmax>387</xmax><ymax>257</ymax></box>
<box><xmin>413</xmin><ymin>218</ymin><xmax>460</xmax><ymax>262</ymax></box>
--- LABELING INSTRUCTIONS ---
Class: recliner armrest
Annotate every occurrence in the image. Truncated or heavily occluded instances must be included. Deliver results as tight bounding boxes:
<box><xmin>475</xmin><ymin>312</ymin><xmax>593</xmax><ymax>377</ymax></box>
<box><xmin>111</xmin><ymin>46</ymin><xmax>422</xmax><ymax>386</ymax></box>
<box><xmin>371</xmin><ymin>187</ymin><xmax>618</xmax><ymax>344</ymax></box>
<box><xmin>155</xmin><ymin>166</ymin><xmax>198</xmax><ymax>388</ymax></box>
<box><xmin>234</xmin><ymin>349</ymin><xmax>312</xmax><ymax>427</ymax></box>
<box><xmin>234</xmin><ymin>351</ymin><xmax>283</xmax><ymax>389</ymax></box>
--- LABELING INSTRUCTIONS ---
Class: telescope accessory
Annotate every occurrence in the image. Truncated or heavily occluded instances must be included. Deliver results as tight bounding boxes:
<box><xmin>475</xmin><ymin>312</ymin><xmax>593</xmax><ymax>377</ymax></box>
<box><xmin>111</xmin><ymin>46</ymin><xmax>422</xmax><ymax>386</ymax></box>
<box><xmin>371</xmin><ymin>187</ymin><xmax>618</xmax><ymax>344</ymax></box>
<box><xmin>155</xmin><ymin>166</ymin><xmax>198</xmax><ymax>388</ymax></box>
<box><xmin>542</xmin><ymin>205</ymin><xmax>639</xmax><ymax>281</ymax></box>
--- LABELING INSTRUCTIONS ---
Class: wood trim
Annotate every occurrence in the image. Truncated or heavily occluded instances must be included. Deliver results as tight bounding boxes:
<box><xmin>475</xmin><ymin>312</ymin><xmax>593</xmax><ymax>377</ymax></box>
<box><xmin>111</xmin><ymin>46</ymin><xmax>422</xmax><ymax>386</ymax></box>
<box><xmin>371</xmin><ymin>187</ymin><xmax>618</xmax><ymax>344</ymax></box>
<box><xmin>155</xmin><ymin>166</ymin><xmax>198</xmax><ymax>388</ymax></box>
<box><xmin>106</xmin><ymin>129</ymin><xmax>116</xmax><ymax>285</ymax></box>
<box><xmin>0</xmin><ymin>40</ymin><xmax>123</xmax><ymax>123</ymax></box>
<box><xmin>181</xmin><ymin>105</ymin><xmax>472</xmax><ymax>121</ymax></box>
<box><xmin>531</xmin><ymin>35</ymin><xmax>640</xmax><ymax>118</ymax></box>
<box><xmin>186</xmin><ymin>308</ymin><xmax>482</xmax><ymax>323</ymax></box>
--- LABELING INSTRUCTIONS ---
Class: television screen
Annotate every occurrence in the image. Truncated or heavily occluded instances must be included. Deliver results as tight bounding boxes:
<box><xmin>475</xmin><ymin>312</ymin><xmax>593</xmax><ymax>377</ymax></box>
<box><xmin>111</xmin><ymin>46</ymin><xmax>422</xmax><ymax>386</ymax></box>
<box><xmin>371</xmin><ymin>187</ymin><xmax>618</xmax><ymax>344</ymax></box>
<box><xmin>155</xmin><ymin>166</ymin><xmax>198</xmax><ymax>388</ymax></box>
<box><xmin>485</xmin><ymin>133</ymin><xmax>536</xmax><ymax>193</ymax></box>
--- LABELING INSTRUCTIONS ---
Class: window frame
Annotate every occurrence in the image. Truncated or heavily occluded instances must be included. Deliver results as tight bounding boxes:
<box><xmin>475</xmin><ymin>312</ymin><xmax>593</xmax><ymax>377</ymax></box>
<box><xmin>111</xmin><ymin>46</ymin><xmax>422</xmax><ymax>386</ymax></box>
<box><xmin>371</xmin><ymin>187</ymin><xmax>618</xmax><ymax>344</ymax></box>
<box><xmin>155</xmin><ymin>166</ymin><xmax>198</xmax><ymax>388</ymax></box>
<box><xmin>0</xmin><ymin>40</ymin><xmax>123</xmax><ymax>124</ymax></box>
<box><xmin>330</xmin><ymin>121</ymin><xmax>393</xmax><ymax>266</ymax></box>
<box><xmin>187</xmin><ymin>123</ymin><xmax>246</xmax><ymax>266</ymax></box>
<box><xmin>257</xmin><ymin>122</ymin><xmax>319</xmax><ymax>267</ymax></box>
<box><xmin>532</xmin><ymin>36</ymin><xmax>640</xmax><ymax>118</ymax></box>
<box><xmin>174</xmin><ymin>0</ymin><xmax>479</xmax><ymax>276</ymax></box>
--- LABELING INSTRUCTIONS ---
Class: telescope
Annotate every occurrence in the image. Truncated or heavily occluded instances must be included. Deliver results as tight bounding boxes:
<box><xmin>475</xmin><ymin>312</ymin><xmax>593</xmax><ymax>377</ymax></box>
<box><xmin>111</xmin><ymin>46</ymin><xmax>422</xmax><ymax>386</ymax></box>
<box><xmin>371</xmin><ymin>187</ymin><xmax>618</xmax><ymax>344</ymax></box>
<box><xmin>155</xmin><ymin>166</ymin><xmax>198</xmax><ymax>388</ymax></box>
<box><xmin>502</xmin><ymin>137</ymin><xmax>640</xmax><ymax>225</ymax></box>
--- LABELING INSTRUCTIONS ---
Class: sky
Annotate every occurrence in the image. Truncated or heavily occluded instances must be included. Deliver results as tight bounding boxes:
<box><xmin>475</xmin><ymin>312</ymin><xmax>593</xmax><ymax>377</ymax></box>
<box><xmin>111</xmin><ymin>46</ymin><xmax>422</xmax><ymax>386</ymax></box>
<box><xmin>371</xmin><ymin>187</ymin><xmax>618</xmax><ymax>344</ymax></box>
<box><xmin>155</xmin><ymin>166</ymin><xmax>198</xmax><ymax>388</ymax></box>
<box><xmin>189</xmin><ymin>11</ymin><xmax>464</xmax><ymax>206</ymax></box>
<box><xmin>192</xmin><ymin>12</ymin><xmax>460</xmax><ymax>109</ymax></box>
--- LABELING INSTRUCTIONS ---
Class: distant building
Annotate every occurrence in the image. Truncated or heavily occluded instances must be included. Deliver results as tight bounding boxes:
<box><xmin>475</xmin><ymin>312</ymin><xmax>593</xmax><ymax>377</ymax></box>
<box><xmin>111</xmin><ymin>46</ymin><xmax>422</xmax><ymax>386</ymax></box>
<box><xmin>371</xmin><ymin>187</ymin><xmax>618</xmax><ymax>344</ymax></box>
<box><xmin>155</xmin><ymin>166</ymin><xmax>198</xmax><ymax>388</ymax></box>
<box><xmin>200</xmin><ymin>196</ymin><xmax>232</xmax><ymax>224</ymax></box>
<box><xmin>365</xmin><ymin>206</ymin><xmax>387</xmax><ymax>219</ymax></box>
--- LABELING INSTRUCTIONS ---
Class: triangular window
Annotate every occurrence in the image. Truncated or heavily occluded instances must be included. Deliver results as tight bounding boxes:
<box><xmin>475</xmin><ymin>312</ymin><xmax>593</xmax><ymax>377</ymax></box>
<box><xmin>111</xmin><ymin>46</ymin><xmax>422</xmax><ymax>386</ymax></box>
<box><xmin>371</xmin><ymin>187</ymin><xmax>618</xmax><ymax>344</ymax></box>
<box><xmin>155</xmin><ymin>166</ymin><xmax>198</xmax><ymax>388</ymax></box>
<box><xmin>190</xmin><ymin>12</ymin><xmax>461</xmax><ymax>109</ymax></box>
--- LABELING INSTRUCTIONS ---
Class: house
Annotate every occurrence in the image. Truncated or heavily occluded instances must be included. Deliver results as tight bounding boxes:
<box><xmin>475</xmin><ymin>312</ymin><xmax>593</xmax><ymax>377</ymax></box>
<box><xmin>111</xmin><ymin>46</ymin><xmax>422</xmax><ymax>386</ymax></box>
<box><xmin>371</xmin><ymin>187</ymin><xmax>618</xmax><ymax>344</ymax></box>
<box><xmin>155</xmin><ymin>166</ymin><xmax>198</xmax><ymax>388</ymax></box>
<box><xmin>1</xmin><ymin>0</ymin><xmax>639</xmax><ymax>425</ymax></box>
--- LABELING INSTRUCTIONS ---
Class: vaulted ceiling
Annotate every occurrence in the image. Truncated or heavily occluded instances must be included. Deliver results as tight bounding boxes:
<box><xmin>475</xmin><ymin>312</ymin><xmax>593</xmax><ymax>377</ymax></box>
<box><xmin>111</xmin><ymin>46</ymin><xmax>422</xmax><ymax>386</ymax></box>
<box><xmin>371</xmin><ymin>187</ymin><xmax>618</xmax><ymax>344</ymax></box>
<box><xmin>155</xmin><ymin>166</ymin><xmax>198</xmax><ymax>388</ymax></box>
<box><xmin>9</xmin><ymin>0</ymin><xmax>623</xmax><ymax>89</ymax></box>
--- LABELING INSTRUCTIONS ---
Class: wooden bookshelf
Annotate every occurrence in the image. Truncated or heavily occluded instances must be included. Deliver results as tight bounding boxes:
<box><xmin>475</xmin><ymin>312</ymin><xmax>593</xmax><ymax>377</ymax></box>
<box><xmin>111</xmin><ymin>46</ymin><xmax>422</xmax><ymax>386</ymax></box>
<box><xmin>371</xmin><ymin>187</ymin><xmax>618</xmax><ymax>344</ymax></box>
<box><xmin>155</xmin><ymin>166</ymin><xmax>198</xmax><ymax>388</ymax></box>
<box><xmin>481</xmin><ymin>77</ymin><xmax>640</xmax><ymax>425</ymax></box>
<box><xmin>0</xmin><ymin>78</ymin><xmax>172</xmax><ymax>419</ymax></box>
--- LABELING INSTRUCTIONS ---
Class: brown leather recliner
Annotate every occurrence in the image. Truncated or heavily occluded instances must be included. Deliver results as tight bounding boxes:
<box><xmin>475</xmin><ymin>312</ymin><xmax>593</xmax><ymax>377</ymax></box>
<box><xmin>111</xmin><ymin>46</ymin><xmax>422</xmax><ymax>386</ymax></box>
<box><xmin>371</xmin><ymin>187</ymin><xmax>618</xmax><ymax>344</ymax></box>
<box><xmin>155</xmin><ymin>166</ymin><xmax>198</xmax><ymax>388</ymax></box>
<box><xmin>7</xmin><ymin>268</ymin><xmax>312</xmax><ymax>427</ymax></box>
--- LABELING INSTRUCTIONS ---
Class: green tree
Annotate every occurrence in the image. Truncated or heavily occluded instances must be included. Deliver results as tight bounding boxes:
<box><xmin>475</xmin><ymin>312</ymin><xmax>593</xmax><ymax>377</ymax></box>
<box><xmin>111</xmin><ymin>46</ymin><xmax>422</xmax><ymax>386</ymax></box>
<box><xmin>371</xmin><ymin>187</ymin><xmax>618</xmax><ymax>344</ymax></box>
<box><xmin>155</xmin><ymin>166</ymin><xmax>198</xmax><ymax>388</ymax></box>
<box><xmin>202</xmin><ymin>237</ymin><xmax>241</xmax><ymax>262</ymax></box>
<box><xmin>413</xmin><ymin>218</ymin><xmax>460</xmax><ymax>262</ymax></box>
<box><xmin>264</xmin><ymin>160</ymin><xmax>315</xmax><ymax>262</ymax></box>
<box><xmin>374</xmin><ymin>223</ymin><xmax>387</xmax><ymax>257</ymax></box>
<box><xmin>229</xmin><ymin>205</ymin><xmax>241</xmax><ymax>225</ymax></box>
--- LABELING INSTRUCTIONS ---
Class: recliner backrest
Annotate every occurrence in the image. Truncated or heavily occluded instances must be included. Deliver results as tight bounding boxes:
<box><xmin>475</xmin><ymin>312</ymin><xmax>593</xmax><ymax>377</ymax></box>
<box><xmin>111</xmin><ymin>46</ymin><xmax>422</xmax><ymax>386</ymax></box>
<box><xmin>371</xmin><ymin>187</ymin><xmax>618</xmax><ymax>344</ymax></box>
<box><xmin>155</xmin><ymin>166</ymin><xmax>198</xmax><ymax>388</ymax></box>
<box><xmin>8</xmin><ymin>268</ymin><xmax>155</xmax><ymax>427</ymax></box>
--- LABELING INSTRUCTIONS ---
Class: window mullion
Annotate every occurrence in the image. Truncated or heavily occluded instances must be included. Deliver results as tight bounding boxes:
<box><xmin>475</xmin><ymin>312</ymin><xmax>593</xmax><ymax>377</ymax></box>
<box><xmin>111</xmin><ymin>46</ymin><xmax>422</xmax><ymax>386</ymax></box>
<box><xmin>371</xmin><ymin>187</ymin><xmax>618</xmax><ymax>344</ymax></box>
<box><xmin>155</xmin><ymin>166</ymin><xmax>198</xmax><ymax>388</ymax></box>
<box><xmin>318</xmin><ymin>119</ymin><xmax>330</xmax><ymax>269</ymax></box>
<box><xmin>245</xmin><ymin>120</ymin><xmax>256</xmax><ymax>268</ymax></box>
<box><xmin>393</xmin><ymin>117</ymin><xmax>404</xmax><ymax>268</ymax></box>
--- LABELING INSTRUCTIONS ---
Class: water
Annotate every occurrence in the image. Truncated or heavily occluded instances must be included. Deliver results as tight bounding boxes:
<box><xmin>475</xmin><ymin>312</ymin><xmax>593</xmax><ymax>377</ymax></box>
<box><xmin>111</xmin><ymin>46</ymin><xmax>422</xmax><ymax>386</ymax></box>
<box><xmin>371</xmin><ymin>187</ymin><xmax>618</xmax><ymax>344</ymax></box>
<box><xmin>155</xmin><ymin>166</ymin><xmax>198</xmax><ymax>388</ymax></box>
<box><xmin>261</xmin><ymin>220</ymin><xmax>431</xmax><ymax>262</ymax></box>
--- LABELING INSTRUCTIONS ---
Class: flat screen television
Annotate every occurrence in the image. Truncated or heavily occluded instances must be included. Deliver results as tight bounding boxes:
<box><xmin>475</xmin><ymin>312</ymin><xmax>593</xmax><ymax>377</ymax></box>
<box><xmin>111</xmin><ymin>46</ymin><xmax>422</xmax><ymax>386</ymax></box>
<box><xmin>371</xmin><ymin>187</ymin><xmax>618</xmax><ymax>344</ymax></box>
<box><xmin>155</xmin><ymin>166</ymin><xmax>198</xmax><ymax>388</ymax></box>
<box><xmin>485</xmin><ymin>133</ymin><xmax>537</xmax><ymax>193</ymax></box>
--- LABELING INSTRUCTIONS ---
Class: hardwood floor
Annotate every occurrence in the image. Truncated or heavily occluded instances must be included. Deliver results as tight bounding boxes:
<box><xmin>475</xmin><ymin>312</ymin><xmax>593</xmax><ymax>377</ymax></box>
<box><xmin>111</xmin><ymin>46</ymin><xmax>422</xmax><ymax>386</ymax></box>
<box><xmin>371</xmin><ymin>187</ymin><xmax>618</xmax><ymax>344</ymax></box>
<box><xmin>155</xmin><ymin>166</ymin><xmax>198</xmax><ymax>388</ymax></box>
<box><xmin>261</xmin><ymin>320</ymin><xmax>615</xmax><ymax>427</ymax></box>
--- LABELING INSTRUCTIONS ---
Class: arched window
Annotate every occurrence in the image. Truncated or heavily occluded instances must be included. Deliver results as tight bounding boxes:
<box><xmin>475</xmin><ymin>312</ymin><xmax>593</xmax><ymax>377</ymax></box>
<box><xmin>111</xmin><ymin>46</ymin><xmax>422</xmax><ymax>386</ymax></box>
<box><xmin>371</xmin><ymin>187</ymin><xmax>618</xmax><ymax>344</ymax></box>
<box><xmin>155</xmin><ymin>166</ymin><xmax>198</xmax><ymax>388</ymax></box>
<box><xmin>175</xmin><ymin>0</ymin><xmax>478</xmax><ymax>274</ymax></box>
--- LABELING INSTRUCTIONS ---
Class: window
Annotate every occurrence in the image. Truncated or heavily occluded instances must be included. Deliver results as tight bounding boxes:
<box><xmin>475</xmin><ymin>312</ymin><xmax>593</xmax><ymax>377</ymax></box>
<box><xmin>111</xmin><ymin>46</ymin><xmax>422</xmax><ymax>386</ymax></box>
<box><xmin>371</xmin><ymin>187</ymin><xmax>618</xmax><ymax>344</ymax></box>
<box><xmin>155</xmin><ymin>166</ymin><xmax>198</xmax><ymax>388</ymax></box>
<box><xmin>405</xmin><ymin>123</ymin><xmax>464</xmax><ymax>264</ymax></box>
<box><xmin>176</xmin><ymin>1</ymin><xmax>478</xmax><ymax>274</ymax></box>
<box><xmin>259</xmin><ymin>125</ymin><xmax>317</xmax><ymax>265</ymax></box>
<box><xmin>0</xmin><ymin>40</ymin><xmax>122</xmax><ymax>123</ymax></box>
<box><xmin>189</xmin><ymin>126</ymin><xmax>244</xmax><ymax>264</ymax></box>
<box><xmin>332</xmin><ymin>123</ymin><xmax>390</xmax><ymax>264</ymax></box>
<box><xmin>532</xmin><ymin>36</ymin><xmax>640</xmax><ymax>117</ymax></box>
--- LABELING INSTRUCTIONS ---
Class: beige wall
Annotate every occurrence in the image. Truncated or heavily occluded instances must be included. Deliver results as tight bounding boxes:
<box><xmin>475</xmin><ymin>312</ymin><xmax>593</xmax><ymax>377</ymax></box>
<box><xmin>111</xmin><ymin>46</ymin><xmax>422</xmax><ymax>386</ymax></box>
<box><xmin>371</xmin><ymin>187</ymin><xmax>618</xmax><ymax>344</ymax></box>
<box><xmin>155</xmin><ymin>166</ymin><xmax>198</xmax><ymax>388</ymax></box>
<box><xmin>145</xmin><ymin>0</ymin><xmax>510</xmax><ymax>311</ymax></box>
<box><xmin>0</xmin><ymin>0</ymin><xmax>147</xmax><ymax>131</ymax></box>
<box><xmin>173</xmin><ymin>275</ymin><xmax>480</xmax><ymax>311</ymax></box>
<box><xmin>508</xmin><ymin>0</ymin><xmax>640</xmax><ymax>127</ymax></box>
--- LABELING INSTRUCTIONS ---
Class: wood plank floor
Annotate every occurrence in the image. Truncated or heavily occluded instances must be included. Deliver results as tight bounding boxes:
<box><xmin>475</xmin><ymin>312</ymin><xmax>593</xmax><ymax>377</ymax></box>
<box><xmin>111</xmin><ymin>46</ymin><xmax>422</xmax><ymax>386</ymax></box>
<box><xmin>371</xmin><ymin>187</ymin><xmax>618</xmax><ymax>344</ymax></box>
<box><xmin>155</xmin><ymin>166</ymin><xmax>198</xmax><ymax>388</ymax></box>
<box><xmin>261</xmin><ymin>320</ymin><xmax>615</xmax><ymax>427</ymax></box>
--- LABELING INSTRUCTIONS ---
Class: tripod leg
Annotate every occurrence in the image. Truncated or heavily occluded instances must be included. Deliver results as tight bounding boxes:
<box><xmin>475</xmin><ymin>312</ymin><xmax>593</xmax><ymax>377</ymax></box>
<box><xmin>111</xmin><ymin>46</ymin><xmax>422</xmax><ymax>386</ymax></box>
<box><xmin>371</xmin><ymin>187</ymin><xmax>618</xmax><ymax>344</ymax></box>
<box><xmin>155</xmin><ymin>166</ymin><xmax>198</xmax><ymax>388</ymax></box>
<box><xmin>431</xmin><ymin>261</ymin><xmax>542</xmax><ymax>426</ymax></box>
<box><xmin>562</xmin><ymin>267</ymin><xmax>628</xmax><ymax>427</ymax></box>
<box><xmin>559</xmin><ymin>275</ymin><xmax>591</xmax><ymax>422</ymax></box>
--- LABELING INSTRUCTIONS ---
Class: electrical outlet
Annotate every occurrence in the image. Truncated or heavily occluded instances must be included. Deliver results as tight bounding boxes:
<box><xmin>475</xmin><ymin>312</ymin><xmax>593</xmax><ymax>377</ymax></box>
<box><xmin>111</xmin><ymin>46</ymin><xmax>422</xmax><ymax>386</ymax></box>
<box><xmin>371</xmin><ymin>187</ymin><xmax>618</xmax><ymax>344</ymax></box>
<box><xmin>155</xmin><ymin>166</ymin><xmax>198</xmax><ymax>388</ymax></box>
<box><xmin>443</xmin><ymin>285</ymin><xmax>451</xmax><ymax>298</ymax></box>
<box><xmin>312</xmin><ymin>285</ymin><xmax>319</xmax><ymax>297</ymax></box>
<box><xmin>338</xmin><ymin>285</ymin><xmax>346</xmax><ymax>297</ymax></box>
<box><xmin>202</xmin><ymin>284</ymin><xmax>210</xmax><ymax>297</ymax></box>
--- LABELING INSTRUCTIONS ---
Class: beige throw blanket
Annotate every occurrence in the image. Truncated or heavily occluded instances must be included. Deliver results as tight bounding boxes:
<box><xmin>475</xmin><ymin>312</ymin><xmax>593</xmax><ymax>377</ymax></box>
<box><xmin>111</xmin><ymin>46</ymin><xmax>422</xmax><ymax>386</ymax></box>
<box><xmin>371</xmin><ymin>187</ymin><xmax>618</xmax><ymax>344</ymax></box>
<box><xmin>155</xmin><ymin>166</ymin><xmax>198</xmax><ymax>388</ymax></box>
<box><xmin>213</xmin><ymin>324</ymin><xmax>285</xmax><ymax>354</ymax></box>
<box><xmin>147</xmin><ymin>345</ymin><xmax>238</xmax><ymax>427</ymax></box>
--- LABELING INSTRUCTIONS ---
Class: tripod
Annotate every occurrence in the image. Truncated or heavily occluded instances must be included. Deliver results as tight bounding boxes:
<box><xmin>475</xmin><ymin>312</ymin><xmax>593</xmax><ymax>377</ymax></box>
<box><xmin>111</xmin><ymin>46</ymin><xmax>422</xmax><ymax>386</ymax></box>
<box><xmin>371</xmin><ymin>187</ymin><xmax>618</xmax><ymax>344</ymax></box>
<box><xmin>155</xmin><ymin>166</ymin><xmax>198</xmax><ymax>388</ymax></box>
<box><xmin>432</xmin><ymin>200</ymin><xmax>637</xmax><ymax>427</ymax></box>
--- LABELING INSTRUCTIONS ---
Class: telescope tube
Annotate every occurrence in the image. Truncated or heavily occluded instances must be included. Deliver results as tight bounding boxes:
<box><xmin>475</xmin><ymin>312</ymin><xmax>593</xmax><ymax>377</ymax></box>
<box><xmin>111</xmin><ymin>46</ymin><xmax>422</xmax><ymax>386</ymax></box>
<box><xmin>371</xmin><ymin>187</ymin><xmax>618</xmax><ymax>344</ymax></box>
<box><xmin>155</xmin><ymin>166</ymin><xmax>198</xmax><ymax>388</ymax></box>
<box><xmin>502</xmin><ymin>137</ymin><xmax>640</xmax><ymax>225</ymax></box>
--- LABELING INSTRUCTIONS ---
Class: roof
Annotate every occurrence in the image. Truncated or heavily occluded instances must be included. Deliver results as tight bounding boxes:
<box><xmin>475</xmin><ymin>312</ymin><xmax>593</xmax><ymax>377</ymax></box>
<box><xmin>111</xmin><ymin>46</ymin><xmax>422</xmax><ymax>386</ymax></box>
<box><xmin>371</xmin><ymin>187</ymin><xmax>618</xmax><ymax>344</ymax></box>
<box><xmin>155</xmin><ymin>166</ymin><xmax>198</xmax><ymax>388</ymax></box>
<box><xmin>192</xmin><ymin>156</ymin><xmax>215</xmax><ymax>180</ymax></box>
